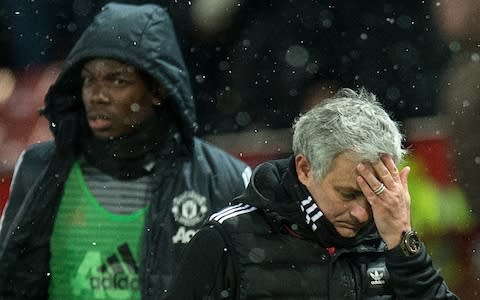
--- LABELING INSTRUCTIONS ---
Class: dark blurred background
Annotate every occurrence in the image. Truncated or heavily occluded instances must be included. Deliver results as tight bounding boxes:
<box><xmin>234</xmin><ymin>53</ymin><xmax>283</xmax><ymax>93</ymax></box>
<box><xmin>0</xmin><ymin>0</ymin><xmax>451</xmax><ymax>132</ymax></box>
<box><xmin>1</xmin><ymin>1</ymin><xmax>479</xmax><ymax>298</ymax></box>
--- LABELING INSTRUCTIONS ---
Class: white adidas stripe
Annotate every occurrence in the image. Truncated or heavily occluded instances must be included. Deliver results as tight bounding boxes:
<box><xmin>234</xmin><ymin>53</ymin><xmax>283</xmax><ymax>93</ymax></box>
<box><xmin>301</xmin><ymin>197</ymin><xmax>313</xmax><ymax>206</ymax></box>
<box><xmin>299</xmin><ymin>195</ymin><xmax>324</xmax><ymax>232</ymax></box>
<box><xmin>210</xmin><ymin>203</ymin><xmax>257</xmax><ymax>224</ymax></box>
<box><xmin>242</xmin><ymin>167</ymin><xmax>252</xmax><ymax>188</ymax></box>
<box><xmin>305</xmin><ymin>204</ymin><xmax>317</xmax><ymax>214</ymax></box>
<box><xmin>305</xmin><ymin>214</ymin><xmax>311</xmax><ymax>224</ymax></box>
<box><xmin>216</xmin><ymin>206</ymin><xmax>257</xmax><ymax>224</ymax></box>
<box><xmin>209</xmin><ymin>203</ymin><xmax>246</xmax><ymax>220</ymax></box>
<box><xmin>311</xmin><ymin>210</ymin><xmax>323</xmax><ymax>222</ymax></box>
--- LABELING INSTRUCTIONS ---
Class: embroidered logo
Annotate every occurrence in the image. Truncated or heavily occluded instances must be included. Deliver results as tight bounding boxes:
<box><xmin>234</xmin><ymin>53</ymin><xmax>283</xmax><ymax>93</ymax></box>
<box><xmin>369</xmin><ymin>269</ymin><xmax>386</xmax><ymax>285</ymax></box>
<box><xmin>171</xmin><ymin>190</ymin><xmax>208</xmax><ymax>227</ymax></box>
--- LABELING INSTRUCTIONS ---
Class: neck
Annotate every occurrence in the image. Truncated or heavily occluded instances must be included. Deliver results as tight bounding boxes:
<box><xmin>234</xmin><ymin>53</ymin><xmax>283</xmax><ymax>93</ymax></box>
<box><xmin>81</xmin><ymin>114</ymin><xmax>173</xmax><ymax>179</ymax></box>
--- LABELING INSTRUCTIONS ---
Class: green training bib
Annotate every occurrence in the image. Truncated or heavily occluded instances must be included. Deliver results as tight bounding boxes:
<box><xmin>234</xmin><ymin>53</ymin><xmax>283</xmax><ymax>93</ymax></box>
<box><xmin>49</xmin><ymin>162</ymin><xmax>146</xmax><ymax>300</ymax></box>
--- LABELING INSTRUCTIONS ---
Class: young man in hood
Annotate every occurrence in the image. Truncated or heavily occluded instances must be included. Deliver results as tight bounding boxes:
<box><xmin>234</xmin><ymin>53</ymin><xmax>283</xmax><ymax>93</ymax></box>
<box><xmin>164</xmin><ymin>88</ymin><xmax>459</xmax><ymax>299</ymax></box>
<box><xmin>0</xmin><ymin>3</ymin><xmax>250</xmax><ymax>299</ymax></box>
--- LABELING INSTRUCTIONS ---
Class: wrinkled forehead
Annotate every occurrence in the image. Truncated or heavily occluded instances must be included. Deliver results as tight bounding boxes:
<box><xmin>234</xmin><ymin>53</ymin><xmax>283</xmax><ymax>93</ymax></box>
<box><xmin>322</xmin><ymin>151</ymin><xmax>377</xmax><ymax>181</ymax></box>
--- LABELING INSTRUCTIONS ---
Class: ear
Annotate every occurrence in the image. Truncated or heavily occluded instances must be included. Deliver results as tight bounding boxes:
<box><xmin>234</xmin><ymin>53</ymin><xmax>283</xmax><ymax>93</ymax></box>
<box><xmin>152</xmin><ymin>87</ymin><xmax>168</xmax><ymax>106</ymax></box>
<box><xmin>295</xmin><ymin>154</ymin><xmax>312</xmax><ymax>185</ymax></box>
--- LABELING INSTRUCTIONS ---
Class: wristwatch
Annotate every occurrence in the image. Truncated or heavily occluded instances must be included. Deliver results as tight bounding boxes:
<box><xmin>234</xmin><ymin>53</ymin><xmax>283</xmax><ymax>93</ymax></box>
<box><xmin>399</xmin><ymin>230</ymin><xmax>421</xmax><ymax>256</ymax></box>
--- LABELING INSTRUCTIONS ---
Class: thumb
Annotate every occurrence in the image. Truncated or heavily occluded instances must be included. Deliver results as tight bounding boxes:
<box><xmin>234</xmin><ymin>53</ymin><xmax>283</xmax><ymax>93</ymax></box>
<box><xmin>399</xmin><ymin>166</ymin><xmax>410</xmax><ymax>190</ymax></box>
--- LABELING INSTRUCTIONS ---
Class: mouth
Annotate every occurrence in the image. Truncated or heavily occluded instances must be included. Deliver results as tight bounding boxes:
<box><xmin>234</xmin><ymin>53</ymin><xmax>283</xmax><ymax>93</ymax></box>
<box><xmin>87</xmin><ymin>113</ymin><xmax>112</xmax><ymax>131</ymax></box>
<box><xmin>336</xmin><ymin>221</ymin><xmax>361</xmax><ymax>232</ymax></box>
<box><xmin>338</xmin><ymin>224</ymin><xmax>356</xmax><ymax>230</ymax></box>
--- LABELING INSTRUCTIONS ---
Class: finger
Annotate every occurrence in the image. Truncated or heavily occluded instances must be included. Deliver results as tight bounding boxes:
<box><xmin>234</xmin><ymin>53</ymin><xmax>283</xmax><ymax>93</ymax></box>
<box><xmin>399</xmin><ymin>166</ymin><xmax>410</xmax><ymax>190</ymax></box>
<box><xmin>356</xmin><ymin>175</ymin><xmax>378</xmax><ymax>205</ymax></box>
<box><xmin>356</xmin><ymin>163</ymin><xmax>384</xmax><ymax>194</ymax></box>
<box><xmin>381</xmin><ymin>155</ymin><xmax>401</xmax><ymax>183</ymax></box>
<box><xmin>372</xmin><ymin>159</ymin><xmax>395</xmax><ymax>189</ymax></box>
<box><xmin>400</xmin><ymin>166</ymin><xmax>411</xmax><ymax>208</ymax></box>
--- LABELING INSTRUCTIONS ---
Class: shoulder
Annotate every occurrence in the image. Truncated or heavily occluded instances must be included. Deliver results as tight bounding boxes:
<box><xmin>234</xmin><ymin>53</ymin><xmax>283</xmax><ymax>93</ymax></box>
<box><xmin>193</xmin><ymin>137</ymin><xmax>245</xmax><ymax>166</ymax></box>
<box><xmin>192</xmin><ymin>137</ymin><xmax>252</xmax><ymax>186</ymax></box>
<box><xmin>12</xmin><ymin>141</ymin><xmax>55</xmax><ymax>178</ymax></box>
<box><xmin>207</xmin><ymin>203</ymin><xmax>270</xmax><ymax>235</ymax></box>
<box><xmin>209</xmin><ymin>203</ymin><xmax>258</xmax><ymax>224</ymax></box>
<box><xmin>21</xmin><ymin>141</ymin><xmax>55</xmax><ymax>163</ymax></box>
<box><xmin>8</xmin><ymin>141</ymin><xmax>55</xmax><ymax>199</ymax></box>
<box><xmin>209</xmin><ymin>203</ymin><xmax>257</xmax><ymax>224</ymax></box>
<box><xmin>189</xmin><ymin>223</ymin><xmax>228</xmax><ymax>249</ymax></box>
<box><xmin>1</xmin><ymin>141</ymin><xmax>55</xmax><ymax>235</ymax></box>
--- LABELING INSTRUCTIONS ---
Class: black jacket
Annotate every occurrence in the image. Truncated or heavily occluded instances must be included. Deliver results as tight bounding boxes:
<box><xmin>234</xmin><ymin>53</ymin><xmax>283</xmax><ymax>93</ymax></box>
<box><xmin>0</xmin><ymin>3</ymin><xmax>250</xmax><ymax>299</ymax></box>
<box><xmin>165</xmin><ymin>158</ymin><xmax>459</xmax><ymax>299</ymax></box>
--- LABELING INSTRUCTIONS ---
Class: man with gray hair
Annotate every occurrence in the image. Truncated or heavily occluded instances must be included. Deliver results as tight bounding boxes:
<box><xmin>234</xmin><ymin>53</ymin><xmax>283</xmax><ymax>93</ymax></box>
<box><xmin>164</xmin><ymin>88</ymin><xmax>458</xmax><ymax>299</ymax></box>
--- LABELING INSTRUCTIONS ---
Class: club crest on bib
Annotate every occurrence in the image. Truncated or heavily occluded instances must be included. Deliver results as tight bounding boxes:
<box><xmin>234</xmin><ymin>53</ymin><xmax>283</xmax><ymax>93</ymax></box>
<box><xmin>171</xmin><ymin>191</ymin><xmax>208</xmax><ymax>227</ymax></box>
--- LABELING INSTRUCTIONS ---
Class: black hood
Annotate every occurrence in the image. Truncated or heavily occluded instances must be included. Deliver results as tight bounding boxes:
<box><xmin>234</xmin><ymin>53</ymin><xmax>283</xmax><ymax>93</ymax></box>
<box><xmin>236</xmin><ymin>159</ymin><xmax>296</xmax><ymax>214</ymax></box>
<box><xmin>42</xmin><ymin>2</ymin><xmax>197</xmax><ymax>151</ymax></box>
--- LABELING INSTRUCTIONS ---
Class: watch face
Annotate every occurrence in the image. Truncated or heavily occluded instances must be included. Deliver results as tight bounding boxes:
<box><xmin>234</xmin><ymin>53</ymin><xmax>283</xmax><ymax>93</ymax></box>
<box><xmin>401</xmin><ymin>230</ymin><xmax>421</xmax><ymax>256</ymax></box>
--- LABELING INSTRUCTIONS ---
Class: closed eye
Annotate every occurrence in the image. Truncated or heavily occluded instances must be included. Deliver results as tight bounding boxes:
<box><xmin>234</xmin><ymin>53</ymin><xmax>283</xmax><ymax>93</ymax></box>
<box><xmin>337</xmin><ymin>188</ymin><xmax>363</xmax><ymax>201</ymax></box>
<box><xmin>340</xmin><ymin>192</ymin><xmax>357</xmax><ymax>201</ymax></box>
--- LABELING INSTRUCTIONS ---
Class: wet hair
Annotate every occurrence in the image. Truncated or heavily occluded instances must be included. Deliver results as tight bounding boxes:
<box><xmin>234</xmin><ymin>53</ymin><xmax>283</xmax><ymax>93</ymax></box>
<box><xmin>292</xmin><ymin>87</ymin><xmax>406</xmax><ymax>180</ymax></box>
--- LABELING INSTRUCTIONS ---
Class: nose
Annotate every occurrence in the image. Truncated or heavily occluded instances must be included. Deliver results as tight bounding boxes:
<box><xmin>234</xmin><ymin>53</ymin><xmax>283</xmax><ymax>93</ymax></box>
<box><xmin>84</xmin><ymin>82</ymin><xmax>110</xmax><ymax>104</ymax></box>
<box><xmin>349</xmin><ymin>199</ymin><xmax>371</xmax><ymax>224</ymax></box>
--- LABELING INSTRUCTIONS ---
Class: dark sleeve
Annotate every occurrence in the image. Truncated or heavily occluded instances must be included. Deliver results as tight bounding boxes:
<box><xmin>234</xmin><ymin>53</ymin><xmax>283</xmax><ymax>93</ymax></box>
<box><xmin>0</xmin><ymin>142</ymin><xmax>52</xmax><ymax>236</ymax></box>
<box><xmin>386</xmin><ymin>243</ymin><xmax>459</xmax><ymax>299</ymax></box>
<box><xmin>163</xmin><ymin>224</ymin><xmax>236</xmax><ymax>300</ymax></box>
<box><xmin>195</xmin><ymin>138</ymin><xmax>251</xmax><ymax>200</ymax></box>
<box><xmin>0</xmin><ymin>152</ymin><xmax>31</xmax><ymax>297</ymax></box>
<box><xmin>0</xmin><ymin>142</ymin><xmax>53</xmax><ymax>298</ymax></box>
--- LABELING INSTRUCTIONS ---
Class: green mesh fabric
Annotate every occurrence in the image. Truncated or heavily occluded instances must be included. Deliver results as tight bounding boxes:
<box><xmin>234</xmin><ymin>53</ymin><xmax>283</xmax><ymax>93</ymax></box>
<box><xmin>49</xmin><ymin>162</ymin><xmax>146</xmax><ymax>299</ymax></box>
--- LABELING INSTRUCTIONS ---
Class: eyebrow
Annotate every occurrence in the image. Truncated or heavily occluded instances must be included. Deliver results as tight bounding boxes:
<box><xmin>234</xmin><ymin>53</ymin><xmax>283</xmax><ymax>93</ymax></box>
<box><xmin>336</xmin><ymin>186</ymin><xmax>363</xmax><ymax>195</ymax></box>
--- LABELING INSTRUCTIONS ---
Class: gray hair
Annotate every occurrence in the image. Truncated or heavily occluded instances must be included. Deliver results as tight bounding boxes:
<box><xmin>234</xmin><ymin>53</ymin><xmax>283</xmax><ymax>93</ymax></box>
<box><xmin>292</xmin><ymin>87</ymin><xmax>407</xmax><ymax>179</ymax></box>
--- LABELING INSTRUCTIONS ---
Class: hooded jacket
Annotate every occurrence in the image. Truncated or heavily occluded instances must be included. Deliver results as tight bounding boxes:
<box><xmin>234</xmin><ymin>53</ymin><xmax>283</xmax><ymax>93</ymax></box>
<box><xmin>164</xmin><ymin>158</ymin><xmax>458</xmax><ymax>299</ymax></box>
<box><xmin>0</xmin><ymin>3</ymin><xmax>250</xmax><ymax>299</ymax></box>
